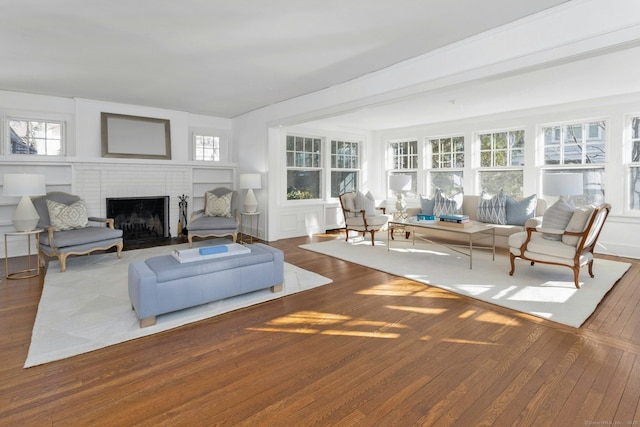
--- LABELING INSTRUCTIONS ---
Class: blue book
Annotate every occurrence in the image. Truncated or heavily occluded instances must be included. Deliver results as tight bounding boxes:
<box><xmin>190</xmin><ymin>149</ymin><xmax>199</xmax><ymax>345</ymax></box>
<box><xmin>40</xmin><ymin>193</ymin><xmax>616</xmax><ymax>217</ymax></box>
<box><xmin>417</xmin><ymin>214</ymin><xmax>436</xmax><ymax>221</ymax></box>
<box><xmin>199</xmin><ymin>245</ymin><xmax>229</xmax><ymax>255</ymax></box>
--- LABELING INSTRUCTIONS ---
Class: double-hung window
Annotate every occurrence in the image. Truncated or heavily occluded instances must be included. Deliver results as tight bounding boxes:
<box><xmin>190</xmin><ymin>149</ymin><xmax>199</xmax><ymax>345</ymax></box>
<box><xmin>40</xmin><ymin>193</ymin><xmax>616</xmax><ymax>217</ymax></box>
<box><xmin>429</xmin><ymin>136</ymin><xmax>464</xmax><ymax>196</ymax></box>
<box><xmin>628</xmin><ymin>116</ymin><xmax>640</xmax><ymax>211</ymax></box>
<box><xmin>286</xmin><ymin>134</ymin><xmax>322</xmax><ymax>200</ymax></box>
<box><xmin>541</xmin><ymin>120</ymin><xmax>606</xmax><ymax>205</ymax></box>
<box><xmin>330</xmin><ymin>140</ymin><xmax>360</xmax><ymax>197</ymax></box>
<box><xmin>9</xmin><ymin>118</ymin><xmax>64</xmax><ymax>156</ymax></box>
<box><xmin>386</xmin><ymin>139</ymin><xmax>418</xmax><ymax>197</ymax></box>
<box><xmin>477</xmin><ymin>129</ymin><xmax>525</xmax><ymax>197</ymax></box>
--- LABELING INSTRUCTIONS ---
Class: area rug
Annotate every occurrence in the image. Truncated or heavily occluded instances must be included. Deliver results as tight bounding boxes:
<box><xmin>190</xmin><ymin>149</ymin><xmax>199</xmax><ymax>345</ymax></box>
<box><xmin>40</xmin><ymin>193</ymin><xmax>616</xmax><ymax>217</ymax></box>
<box><xmin>25</xmin><ymin>242</ymin><xmax>332</xmax><ymax>368</ymax></box>
<box><xmin>300</xmin><ymin>237</ymin><xmax>631</xmax><ymax>328</ymax></box>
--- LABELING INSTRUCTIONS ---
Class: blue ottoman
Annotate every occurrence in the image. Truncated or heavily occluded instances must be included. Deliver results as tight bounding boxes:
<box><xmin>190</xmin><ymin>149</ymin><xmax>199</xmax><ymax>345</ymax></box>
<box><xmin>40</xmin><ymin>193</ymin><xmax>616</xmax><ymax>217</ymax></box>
<box><xmin>128</xmin><ymin>243</ymin><xmax>284</xmax><ymax>327</ymax></box>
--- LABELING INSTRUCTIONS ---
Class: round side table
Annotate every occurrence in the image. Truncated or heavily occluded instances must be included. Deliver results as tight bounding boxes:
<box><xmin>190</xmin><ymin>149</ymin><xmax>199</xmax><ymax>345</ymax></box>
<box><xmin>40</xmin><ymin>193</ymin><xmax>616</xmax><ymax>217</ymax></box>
<box><xmin>4</xmin><ymin>229</ymin><xmax>43</xmax><ymax>280</ymax></box>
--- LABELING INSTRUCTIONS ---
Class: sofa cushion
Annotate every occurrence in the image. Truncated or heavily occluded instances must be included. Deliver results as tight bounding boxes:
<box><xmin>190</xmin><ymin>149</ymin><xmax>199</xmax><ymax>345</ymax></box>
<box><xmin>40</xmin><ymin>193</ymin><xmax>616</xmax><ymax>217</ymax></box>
<box><xmin>47</xmin><ymin>199</ymin><xmax>89</xmax><ymax>231</ymax></box>
<box><xmin>205</xmin><ymin>191</ymin><xmax>232</xmax><ymax>217</ymax></box>
<box><xmin>541</xmin><ymin>198</ymin><xmax>575</xmax><ymax>241</ymax></box>
<box><xmin>562</xmin><ymin>205</ymin><xmax>595</xmax><ymax>246</ymax></box>
<box><xmin>476</xmin><ymin>190</ymin><xmax>507</xmax><ymax>225</ymax></box>
<box><xmin>505</xmin><ymin>194</ymin><xmax>538</xmax><ymax>226</ymax></box>
<box><xmin>419</xmin><ymin>195</ymin><xmax>435</xmax><ymax>215</ymax></box>
<box><xmin>434</xmin><ymin>191</ymin><xmax>463</xmax><ymax>217</ymax></box>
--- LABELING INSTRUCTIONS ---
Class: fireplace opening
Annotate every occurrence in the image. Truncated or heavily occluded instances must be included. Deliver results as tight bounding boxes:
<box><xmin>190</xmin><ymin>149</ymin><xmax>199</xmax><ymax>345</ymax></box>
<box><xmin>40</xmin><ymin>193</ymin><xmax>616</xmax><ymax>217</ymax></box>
<box><xmin>106</xmin><ymin>196</ymin><xmax>170</xmax><ymax>248</ymax></box>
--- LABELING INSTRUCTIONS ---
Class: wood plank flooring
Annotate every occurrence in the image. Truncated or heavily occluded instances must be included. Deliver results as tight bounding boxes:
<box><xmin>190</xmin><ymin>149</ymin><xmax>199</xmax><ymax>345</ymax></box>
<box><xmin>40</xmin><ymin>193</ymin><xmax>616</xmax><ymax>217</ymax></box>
<box><xmin>1</xmin><ymin>232</ymin><xmax>639</xmax><ymax>426</ymax></box>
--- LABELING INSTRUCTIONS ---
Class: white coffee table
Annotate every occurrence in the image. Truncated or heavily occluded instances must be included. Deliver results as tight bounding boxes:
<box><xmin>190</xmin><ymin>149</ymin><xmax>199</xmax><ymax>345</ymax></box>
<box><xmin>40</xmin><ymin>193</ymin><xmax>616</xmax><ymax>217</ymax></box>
<box><xmin>388</xmin><ymin>218</ymin><xmax>495</xmax><ymax>269</ymax></box>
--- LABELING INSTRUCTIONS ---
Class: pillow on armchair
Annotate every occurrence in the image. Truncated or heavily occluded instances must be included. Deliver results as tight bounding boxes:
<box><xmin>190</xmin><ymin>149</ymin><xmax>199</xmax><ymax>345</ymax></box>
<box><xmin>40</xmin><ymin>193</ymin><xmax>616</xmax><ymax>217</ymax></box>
<box><xmin>46</xmin><ymin>199</ymin><xmax>89</xmax><ymax>231</ymax></box>
<box><xmin>205</xmin><ymin>191</ymin><xmax>232</xmax><ymax>217</ymax></box>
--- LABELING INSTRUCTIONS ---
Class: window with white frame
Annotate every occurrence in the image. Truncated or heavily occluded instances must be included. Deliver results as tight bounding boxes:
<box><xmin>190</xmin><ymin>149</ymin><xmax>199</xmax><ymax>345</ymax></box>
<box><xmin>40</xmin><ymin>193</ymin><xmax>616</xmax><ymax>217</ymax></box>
<box><xmin>330</xmin><ymin>140</ymin><xmax>360</xmax><ymax>197</ymax></box>
<box><xmin>9</xmin><ymin>118</ymin><xmax>64</xmax><ymax>156</ymax></box>
<box><xmin>193</xmin><ymin>134</ymin><xmax>220</xmax><ymax>161</ymax></box>
<box><xmin>387</xmin><ymin>139</ymin><xmax>418</xmax><ymax>197</ymax></box>
<box><xmin>542</xmin><ymin>120</ymin><xmax>606</xmax><ymax>205</ymax></box>
<box><xmin>429</xmin><ymin>136</ymin><xmax>464</xmax><ymax>196</ymax></box>
<box><xmin>477</xmin><ymin>129</ymin><xmax>525</xmax><ymax>197</ymax></box>
<box><xmin>629</xmin><ymin>116</ymin><xmax>640</xmax><ymax>210</ymax></box>
<box><xmin>286</xmin><ymin>134</ymin><xmax>322</xmax><ymax>200</ymax></box>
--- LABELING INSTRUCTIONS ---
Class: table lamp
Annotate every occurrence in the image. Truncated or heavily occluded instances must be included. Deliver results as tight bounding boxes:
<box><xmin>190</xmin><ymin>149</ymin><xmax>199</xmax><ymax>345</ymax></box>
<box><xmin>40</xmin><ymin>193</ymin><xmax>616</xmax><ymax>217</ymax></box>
<box><xmin>542</xmin><ymin>172</ymin><xmax>583</xmax><ymax>206</ymax></box>
<box><xmin>389</xmin><ymin>175</ymin><xmax>412</xmax><ymax>212</ymax></box>
<box><xmin>2</xmin><ymin>174</ymin><xmax>46</xmax><ymax>231</ymax></box>
<box><xmin>239</xmin><ymin>173</ymin><xmax>261</xmax><ymax>213</ymax></box>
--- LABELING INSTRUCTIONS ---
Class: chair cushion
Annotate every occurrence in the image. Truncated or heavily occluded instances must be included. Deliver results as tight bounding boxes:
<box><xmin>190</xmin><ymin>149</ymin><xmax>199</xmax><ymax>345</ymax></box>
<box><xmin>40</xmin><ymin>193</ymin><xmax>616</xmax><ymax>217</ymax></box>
<box><xmin>434</xmin><ymin>190</ymin><xmax>463</xmax><ymax>217</ymax></box>
<box><xmin>541</xmin><ymin>198</ymin><xmax>575</xmax><ymax>241</ymax></box>
<box><xmin>562</xmin><ymin>205</ymin><xmax>595</xmax><ymax>246</ymax></box>
<box><xmin>476</xmin><ymin>190</ymin><xmax>506</xmax><ymax>225</ymax></box>
<box><xmin>505</xmin><ymin>194</ymin><xmax>537</xmax><ymax>226</ymax></box>
<box><xmin>205</xmin><ymin>191</ymin><xmax>232</xmax><ymax>217</ymax></box>
<box><xmin>40</xmin><ymin>226</ymin><xmax>123</xmax><ymax>248</ymax></box>
<box><xmin>47</xmin><ymin>199</ymin><xmax>89</xmax><ymax>231</ymax></box>
<box><xmin>189</xmin><ymin>215</ymin><xmax>239</xmax><ymax>231</ymax></box>
<box><xmin>346</xmin><ymin>214</ymin><xmax>389</xmax><ymax>228</ymax></box>
<box><xmin>509</xmin><ymin>231</ymin><xmax>577</xmax><ymax>259</ymax></box>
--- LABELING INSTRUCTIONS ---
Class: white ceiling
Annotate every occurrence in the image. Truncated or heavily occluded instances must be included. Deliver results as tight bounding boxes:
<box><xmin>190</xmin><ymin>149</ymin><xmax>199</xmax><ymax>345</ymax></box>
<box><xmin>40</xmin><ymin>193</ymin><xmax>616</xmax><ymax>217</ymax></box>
<box><xmin>0</xmin><ymin>0</ymin><xmax>569</xmax><ymax>119</ymax></box>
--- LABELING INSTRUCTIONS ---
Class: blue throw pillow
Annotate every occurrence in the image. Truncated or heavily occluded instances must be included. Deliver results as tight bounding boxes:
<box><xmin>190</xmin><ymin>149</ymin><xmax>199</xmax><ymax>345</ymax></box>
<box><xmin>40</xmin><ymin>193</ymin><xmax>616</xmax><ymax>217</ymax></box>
<box><xmin>419</xmin><ymin>195</ymin><xmax>435</xmax><ymax>215</ymax></box>
<box><xmin>505</xmin><ymin>194</ymin><xmax>538</xmax><ymax>226</ymax></box>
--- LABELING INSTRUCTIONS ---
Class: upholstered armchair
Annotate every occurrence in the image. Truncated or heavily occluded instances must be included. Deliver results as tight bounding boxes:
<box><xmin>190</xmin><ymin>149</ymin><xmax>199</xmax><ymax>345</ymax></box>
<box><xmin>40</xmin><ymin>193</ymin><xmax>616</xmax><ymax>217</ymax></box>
<box><xmin>508</xmin><ymin>203</ymin><xmax>611</xmax><ymax>288</ymax></box>
<box><xmin>31</xmin><ymin>192</ymin><xmax>123</xmax><ymax>272</ymax></box>
<box><xmin>188</xmin><ymin>187</ymin><xmax>239</xmax><ymax>247</ymax></box>
<box><xmin>339</xmin><ymin>191</ymin><xmax>390</xmax><ymax>245</ymax></box>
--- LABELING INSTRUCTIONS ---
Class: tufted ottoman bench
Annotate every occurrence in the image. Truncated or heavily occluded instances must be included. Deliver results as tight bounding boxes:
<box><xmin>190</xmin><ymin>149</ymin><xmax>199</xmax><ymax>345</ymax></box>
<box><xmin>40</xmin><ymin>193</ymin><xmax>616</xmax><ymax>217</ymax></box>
<box><xmin>128</xmin><ymin>242</ymin><xmax>284</xmax><ymax>327</ymax></box>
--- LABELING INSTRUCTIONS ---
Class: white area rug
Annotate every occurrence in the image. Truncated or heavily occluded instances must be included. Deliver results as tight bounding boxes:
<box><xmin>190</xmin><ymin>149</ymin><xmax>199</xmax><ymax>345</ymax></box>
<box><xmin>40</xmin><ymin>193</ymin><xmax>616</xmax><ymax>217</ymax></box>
<box><xmin>25</xmin><ymin>243</ymin><xmax>332</xmax><ymax>368</ymax></box>
<box><xmin>301</xmin><ymin>237</ymin><xmax>631</xmax><ymax>328</ymax></box>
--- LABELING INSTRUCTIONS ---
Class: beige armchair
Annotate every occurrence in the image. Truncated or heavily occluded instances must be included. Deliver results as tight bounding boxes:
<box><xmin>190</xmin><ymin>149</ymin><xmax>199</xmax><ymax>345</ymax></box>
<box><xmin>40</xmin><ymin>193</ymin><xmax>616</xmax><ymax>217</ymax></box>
<box><xmin>339</xmin><ymin>191</ymin><xmax>390</xmax><ymax>245</ymax></box>
<box><xmin>188</xmin><ymin>187</ymin><xmax>239</xmax><ymax>247</ymax></box>
<box><xmin>508</xmin><ymin>203</ymin><xmax>611</xmax><ymax>288</ymax></box>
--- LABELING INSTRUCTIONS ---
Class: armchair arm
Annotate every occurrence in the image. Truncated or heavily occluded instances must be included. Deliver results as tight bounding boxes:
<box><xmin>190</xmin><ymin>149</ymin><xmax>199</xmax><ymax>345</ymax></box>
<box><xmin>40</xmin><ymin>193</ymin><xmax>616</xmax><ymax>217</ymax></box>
<box><xmin>88</xmin><ymin>217</ymin><xmax>115</xmax><ymax>229</ymax></box>
<box><xmin>534</xmin><ymin>227</ymin><xmax>565</xmax><ymax>235</ymax></box>
<box><xmin>190</xmin><ymin>209</ymin><xmax>205</xmax><ymax>222</ymax></box>
<box><xmin>376</xmin><ymin>206</ymin><xmax>386</xmax><ymax>214</ymax></box>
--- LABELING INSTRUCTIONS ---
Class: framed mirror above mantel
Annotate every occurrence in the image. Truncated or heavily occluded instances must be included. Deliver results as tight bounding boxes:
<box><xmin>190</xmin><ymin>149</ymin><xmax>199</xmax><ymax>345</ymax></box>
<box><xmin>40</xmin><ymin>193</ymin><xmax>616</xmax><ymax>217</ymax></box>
<box><xmin>101</xmin><ymin>112</ymin><xmax>172</xmax><ymax>160</ymax></box>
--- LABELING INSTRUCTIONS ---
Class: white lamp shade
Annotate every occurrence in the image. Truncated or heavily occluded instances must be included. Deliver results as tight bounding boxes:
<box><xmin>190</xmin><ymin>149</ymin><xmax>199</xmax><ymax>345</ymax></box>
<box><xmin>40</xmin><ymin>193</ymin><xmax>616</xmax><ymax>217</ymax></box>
<box><xmin>239</xmin><ymin>173</ymin><xmax>261</xmax><ymax>190</ymax></box>
<box><xmin>3</xmin><ymin>174</ymin><xmax>46</xmax><ymax>232</ymax></box>
<box><xmin>389</xmin><ymin>175</ymin><xmax>412</xmax><ymax>191</ymax></box>
<box><xmin>543</xmin><ymin>173</ymin><xmax>583</xmax><ymax>197</ymax></box>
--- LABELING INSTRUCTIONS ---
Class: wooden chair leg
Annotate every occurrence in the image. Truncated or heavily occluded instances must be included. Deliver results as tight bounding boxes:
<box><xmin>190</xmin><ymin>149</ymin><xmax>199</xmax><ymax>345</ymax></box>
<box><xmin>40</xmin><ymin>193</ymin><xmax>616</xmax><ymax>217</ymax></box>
<box><xmin>508</xmin><ymin>253</ymin><xmax>516</xmax><ymax>276</ymax></box>
<box><xmin>572</xmin><ymin>267</ymin><xmax>581</xmax><ymax>289</ymax></box>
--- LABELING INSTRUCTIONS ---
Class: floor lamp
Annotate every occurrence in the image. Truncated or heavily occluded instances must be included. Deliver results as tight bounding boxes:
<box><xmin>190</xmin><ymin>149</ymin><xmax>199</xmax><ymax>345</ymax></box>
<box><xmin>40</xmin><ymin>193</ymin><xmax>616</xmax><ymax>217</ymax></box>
<box><xmin>2</xmin><ymin>174</ymin><xmax>47</xmax><ymax>231</ymax></box>
<box><xmin>239</xmin><ymin>173</ymin><xmax>261</xmax><ymax>213</ymax></box>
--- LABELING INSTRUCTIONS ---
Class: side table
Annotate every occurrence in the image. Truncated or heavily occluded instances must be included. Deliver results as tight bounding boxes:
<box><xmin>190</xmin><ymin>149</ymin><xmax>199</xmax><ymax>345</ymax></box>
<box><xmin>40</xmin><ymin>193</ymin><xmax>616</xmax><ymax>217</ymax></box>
<box><xmin>239</xmin><ymin>212</ymin><xmax>260</xmax><ymax>244</ymax></box>
<box><xmin>4</xmin><ymin>229</ymin><xmax>43</xmax><ymax>280</ymax></box>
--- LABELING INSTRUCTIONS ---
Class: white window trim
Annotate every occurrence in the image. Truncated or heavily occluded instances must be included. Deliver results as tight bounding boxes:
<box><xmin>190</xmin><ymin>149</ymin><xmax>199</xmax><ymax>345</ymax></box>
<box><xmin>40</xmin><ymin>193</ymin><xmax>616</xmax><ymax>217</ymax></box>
<box><xmin>3</xmin><ymin>114</ymin><xmax>68</xmax><ymax>157</ymax></box>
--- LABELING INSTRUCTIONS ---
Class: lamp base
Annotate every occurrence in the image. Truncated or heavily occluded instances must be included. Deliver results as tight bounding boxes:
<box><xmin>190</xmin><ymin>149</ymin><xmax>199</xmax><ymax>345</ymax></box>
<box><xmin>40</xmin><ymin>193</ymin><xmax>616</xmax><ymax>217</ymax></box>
<box><xmin>244</xmin><ymin>189</ymin><xmax>258</xmax><ymax>213</ymax></box>
<box><xmin>395</xmin><ymin>193</ymin><xmax>406</xmax><ymax>212</ymax></box>
<box><xmin>12</xmin><ymin>196</ymin><xmax>40</xmax><ymax>232</ymax></box>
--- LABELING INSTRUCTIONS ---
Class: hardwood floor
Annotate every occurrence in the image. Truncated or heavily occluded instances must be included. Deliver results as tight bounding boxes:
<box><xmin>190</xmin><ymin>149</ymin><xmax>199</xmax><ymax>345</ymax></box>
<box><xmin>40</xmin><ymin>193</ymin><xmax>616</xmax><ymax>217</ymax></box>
<box><xmin>1</xmin><ymin>233</ymin><xmax>639</xmax><ymax>426</ymax></box>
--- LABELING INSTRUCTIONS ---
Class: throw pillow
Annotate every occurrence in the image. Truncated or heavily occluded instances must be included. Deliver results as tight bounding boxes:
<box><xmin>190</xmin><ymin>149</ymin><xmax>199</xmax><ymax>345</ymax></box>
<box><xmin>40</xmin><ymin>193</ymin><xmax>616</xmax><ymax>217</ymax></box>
<box><xmin>541</xmin><ymin>198</ymin><xmax>575</xmax><ymax>241</ymax></box>
<box><xmin>47</xmin><ymin>199</ymin><xmax>89</xmax><ymax>231</ymax></box>
<box><xmin>476</xmin><ymin>190</ymin><xmax>507</xmax><ymax>225</ymax></box>
<box><xmin>355</xmin><ymin>191</ymin><xmax>376</xmax><ymax>217</ymax></box>
<box><xmin>562</xmin><ymin>205</ymin><xmax>595</xmax><ymax>246</ymax></box>
<box><xmin>205</xmin><ymin>191</ymin><xmax>232</xmax><ymax>217</ymax></box>
<box><xmin>505</xmin><ymin>194</ymin><xmax>538</xmax><ymax>226</ymax></box>
<box><xmin>419</xmin><ymin>195</ymin><xmax>435</xmax><ymax>215</ymax></box>
<box><xmin>434</xmin><ymin>190</ymin><xmax>463</xmax><ymax>217</ymax></box>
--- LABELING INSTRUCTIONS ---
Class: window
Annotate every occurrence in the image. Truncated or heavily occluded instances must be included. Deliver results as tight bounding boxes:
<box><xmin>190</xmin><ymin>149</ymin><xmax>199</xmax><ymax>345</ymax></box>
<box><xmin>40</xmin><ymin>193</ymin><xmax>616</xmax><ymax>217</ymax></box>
<box><xmin>286</xmin><ymin>134</ymin><xmax>322</xmax><ymax>200</ymax></box>
<box><xmin>541</xmin><ymin>120</ymin><xmax>606</xmax><ymax>205</ymax></box>
<box><xmin>387</xmin><ymin>140</ymin><xmax>418</xmax><ymax>197</ymax></box>
<box><xmin>330</xmin><ymin>140</ymin><xmax>360</xmax><ymax>197</ymax></box>
<box><xmin>477</xmin><ymin>129</ymin><xmax>525</xmax><ymax>196</ymax></box>
<box><xmin>9</xmin><ymin>119</ymin><xmax>63</xmax><ymax>156</ymax></box>
<box><xmin>629</xmin><ymin>116</ymin><xmax>640</xmax><ymax>210</ymax></box>
<box><xmin>429</xmin><ymin>136</ymin><xmax>464</xmax><ymax>196</ymax></box>
<box><xmin>193</xmin><ymin>134</ymin><xmax>220</xmax><ymax>161</ymax></box>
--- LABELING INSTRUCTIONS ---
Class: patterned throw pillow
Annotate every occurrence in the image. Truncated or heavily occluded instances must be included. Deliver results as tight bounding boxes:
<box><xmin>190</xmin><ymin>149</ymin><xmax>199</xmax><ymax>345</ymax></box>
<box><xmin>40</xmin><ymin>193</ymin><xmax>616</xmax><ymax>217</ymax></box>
<box><xmin>476</xmin><ymin>190</ymin><xmax>507</xmax><ymax>224</ymax></box>
<box><xmin>47</xmin><ymin>199</ymin><xmax>89</xmax><ymax>231</ymax></box>
<box><xmin>205</xmin><ymin>192</ymin><xmax>232</xmax><ymax>217</ymax></box>
<box><xmin>505</xmin><ymin>194</ymin><xmax>537</xmax><ymax>226</ymax></box>
<box><xmin>541</xmin><ymin>198</ymin><xmax>575</xmax><ymax>241</ymax></box>
<box><xmin>434</xmin><ymin>190</ymin><xmax>463</xmax><ymax>217</ymax></box>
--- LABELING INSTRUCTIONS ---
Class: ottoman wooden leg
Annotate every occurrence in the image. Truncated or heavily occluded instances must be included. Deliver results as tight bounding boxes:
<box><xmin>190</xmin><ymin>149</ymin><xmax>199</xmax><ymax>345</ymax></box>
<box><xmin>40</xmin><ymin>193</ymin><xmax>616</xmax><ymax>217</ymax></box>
<box><xmin>270</xmin><ymin>283</ymin><xmax>283</xmax><ymax>293</ymax></box>
<box><xmin>140</xmin><ymin>316</ymin><xmax>156</xmax><ymax>328</ymax></box>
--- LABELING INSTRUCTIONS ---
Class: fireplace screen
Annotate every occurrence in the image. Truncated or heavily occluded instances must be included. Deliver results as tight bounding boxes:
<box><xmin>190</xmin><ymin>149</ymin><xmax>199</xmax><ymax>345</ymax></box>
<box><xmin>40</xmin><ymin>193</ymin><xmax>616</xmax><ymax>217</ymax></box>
<box><xmin>106</xmin><ymin>196</ymin><xmax>170</xmax><ymax>245</ymax></box>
